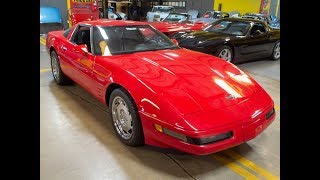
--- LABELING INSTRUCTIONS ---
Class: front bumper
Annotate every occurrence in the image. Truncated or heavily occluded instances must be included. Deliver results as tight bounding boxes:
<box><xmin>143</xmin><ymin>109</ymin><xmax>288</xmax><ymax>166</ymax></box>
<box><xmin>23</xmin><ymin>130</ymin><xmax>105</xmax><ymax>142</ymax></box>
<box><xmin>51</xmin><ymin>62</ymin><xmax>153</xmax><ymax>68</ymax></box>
<box><xmin>140</xmin><ymin>106</ymin><xmax>276</xmax><ymax>155</ymax></box>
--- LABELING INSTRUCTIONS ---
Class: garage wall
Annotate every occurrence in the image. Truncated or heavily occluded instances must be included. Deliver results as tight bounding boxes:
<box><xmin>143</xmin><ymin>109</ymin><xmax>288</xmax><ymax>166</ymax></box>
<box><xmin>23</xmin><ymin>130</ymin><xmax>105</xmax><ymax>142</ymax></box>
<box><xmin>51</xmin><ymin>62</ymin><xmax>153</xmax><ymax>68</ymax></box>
<box><xmin>213</xmin><ymin>0</ymin><xmax>261</xmax><ymax>15</ymax></box>
<box><xmin>40</xmin><ymin>0</ymin><xmax>68</xmax><ymax>29</ymax></box>
<box><xmin>213</xmin><ymin>0</ymin><xmax>280</xmax><ymax>18</ymax></box>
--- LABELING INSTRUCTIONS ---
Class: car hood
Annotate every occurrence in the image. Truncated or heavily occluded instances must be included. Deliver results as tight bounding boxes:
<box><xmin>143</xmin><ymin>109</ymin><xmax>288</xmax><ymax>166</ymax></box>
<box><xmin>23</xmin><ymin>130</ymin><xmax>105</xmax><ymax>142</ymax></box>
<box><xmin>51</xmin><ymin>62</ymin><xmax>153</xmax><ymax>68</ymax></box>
<box><xmin>176</xmin><ymin>31</ymin><xmax>233</xmax><ymax>47</ymax></box>
<box><xmin>192</xmin><ymin>18</ymin><xmax>218</xmax><ymax>23</ymax></box>
<box><xmin>150</xmin><ymin>22</ymin><xmax>203</xmax><ymax>33</ymax></box>
<box><xmin>120</xmin><ymin>48</ymin><xmax>263</xmax><ymax>116</ymax></box>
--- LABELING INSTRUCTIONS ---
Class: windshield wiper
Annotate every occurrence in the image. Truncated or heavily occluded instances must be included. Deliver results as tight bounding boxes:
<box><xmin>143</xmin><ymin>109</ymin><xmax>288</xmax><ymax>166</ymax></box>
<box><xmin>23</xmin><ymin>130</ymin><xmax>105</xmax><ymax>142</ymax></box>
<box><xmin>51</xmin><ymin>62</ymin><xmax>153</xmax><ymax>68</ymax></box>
<box><xmin>154</xmin><ymin>46</ymin><xmax>179</xmax><ymax>50</ymax></box>
<box><xmin>110</xmin><ymin>46</ymin><xmax>179</xmax><ymax>55</ymax></box>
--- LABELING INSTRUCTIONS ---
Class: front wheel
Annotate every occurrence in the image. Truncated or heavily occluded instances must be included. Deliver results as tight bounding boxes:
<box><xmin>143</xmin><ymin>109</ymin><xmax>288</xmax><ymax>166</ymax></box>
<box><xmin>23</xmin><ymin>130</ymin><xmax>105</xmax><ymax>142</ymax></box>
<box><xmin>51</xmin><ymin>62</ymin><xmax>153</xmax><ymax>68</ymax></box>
<box><xmin>109</xmin><ymin>88</ymin><xmax>144</xmax><ymax>146</ymax></box>
<box><xmin>271</xmin><ymin>41</ymin><xmax>280</xmax><ymax>60</ymax></box>
<box><xmin>50</xmin><ymin>51</ymin><xmax>72</xmax><ymax>85</ymax></box>
<box><xmin>215</xmin><ymin>45</ymin><xmax>233</xmax><ymax>63</ymax></box>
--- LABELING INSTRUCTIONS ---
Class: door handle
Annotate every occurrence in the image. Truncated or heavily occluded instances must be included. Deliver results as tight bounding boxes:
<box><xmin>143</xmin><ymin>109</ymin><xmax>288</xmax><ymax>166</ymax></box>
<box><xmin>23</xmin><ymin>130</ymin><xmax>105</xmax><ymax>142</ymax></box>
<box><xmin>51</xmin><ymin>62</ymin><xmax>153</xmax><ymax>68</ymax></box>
<box><xmin>61</xmin><ymin>46</ymin><xmax>67</xmax><ymax>51</ymax></box>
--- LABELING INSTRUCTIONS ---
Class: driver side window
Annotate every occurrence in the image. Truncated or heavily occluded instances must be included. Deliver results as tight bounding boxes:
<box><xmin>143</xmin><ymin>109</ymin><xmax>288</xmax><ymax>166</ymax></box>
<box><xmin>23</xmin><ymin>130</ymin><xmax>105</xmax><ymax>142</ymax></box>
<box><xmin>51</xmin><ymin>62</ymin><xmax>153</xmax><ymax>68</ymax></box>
<box><xmin>250</xmin><ymin>23</ymin><xmax>266</xmax><ymax>35</ymax></box>
<box><xmin>71</xmin><ymin>25</ymin><xmax>92</xmax><ymax>53</ymax></box>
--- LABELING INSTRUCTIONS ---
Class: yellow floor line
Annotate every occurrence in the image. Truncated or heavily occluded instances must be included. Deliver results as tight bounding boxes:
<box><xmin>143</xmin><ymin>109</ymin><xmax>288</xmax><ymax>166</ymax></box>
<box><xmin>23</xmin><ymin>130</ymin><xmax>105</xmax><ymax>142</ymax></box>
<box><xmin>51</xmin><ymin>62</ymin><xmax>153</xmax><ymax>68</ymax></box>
<box><xmin>40</xmin><ymin>37</ymin><xmax>46</xmax><ymax>45</ymax></box>
<box><xmin>223</xmin><ymin>150</ymin><xmax>280</xmax><ymax>180</ymax></box>
<box><xmin>40</xmin><ymin>68</ymin><xmax>51</xmax><ymax>73</ymax></box>
<box><xmin>212</xmin><ymin>154</ymin><xmax>259</xmax><ymax>179</ymax></box>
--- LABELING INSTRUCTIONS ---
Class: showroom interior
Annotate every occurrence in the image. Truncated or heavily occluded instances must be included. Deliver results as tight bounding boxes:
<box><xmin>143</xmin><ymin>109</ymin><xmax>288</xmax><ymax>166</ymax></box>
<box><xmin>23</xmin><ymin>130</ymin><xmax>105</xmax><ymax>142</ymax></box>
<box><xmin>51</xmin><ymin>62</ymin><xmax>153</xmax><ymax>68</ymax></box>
<box><xmin>40</xmin><ymin>0</ymin><xmax>280</xmax><ymax>179</ymax></box>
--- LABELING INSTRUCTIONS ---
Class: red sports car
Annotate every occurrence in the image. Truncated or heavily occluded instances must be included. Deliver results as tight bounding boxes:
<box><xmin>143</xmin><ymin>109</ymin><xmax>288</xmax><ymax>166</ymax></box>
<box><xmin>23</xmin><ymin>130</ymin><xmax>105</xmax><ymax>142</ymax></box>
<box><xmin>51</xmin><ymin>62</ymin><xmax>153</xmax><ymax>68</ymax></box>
<box><xmin>149</xmin><ymin>13</ymin><xmax>205</xmax><ymax>36</ymax></box>
<box><xmin>46</xmin><ymin>20</ymin><xmax>275</xmax><ymax>155</ymax></box>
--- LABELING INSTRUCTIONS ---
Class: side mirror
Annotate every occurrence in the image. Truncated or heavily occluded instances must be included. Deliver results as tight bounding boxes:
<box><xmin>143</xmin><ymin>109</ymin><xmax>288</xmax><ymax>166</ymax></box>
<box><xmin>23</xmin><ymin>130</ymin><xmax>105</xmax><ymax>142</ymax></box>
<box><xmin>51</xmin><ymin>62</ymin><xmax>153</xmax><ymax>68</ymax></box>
<box><xmin>171</xmin><ymin>38</ymin><xmax>179</xmax><ymax>46</ymax></box>
<box><xmin>75</xmin><ymin>44</ymin><xmax>88</xmax><ymax>55</ymax></box>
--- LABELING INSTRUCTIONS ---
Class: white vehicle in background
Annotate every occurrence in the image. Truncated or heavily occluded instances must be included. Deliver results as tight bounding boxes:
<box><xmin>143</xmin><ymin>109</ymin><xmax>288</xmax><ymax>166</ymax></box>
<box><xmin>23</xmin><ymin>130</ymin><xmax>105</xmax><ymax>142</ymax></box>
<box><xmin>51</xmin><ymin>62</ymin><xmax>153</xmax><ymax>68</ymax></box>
<box><xmin>146</xmin><ymin>5</ymin><xmax>175</xmax><ymax>22</ymax></box>
<box><xmin>117</xmin><ymin>12</ymin><xmax>127</xmax><ymax>20</ymax></box>
<box><xmin>187</xmin><ymin>10</ymin><xmax>200</xmax><ymax>19</ymax></box>
<box><xmin>108</xmin><ymin>11</ymin><xmax>123</xmax><ymax>20</ymax></box>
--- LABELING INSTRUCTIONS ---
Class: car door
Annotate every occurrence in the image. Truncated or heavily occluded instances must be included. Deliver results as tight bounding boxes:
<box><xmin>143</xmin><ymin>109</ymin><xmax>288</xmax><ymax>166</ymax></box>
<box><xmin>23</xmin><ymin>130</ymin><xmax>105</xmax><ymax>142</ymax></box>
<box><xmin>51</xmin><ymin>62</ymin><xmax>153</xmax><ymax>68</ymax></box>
<box><xmin>241</xmin><ymin>22</ymin><xmax>273</xmax><ymax>61</ymax></box>
<box><xmin>64</xmin><ymin>24</ymin><xmax>97</xmax><ymax>94</ymax></box>
<box><xmin>57</xmin><ymin>26</ymin><xmax>78</xmax><ymax>78</ymax></box>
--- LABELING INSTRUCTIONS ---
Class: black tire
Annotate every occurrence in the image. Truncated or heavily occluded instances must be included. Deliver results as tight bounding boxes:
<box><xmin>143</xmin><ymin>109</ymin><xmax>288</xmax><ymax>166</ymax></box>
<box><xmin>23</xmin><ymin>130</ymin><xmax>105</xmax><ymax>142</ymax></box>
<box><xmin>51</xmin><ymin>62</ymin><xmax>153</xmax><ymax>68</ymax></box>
<box><xmin>109</xmin><ymin>88</ymin><xmax>144</xmax><ymax>146</ymax></box>
<box><xmin>215</xmin><ymin>45</ymin><xmax>233</xmax><ymax>63</ymax></box>
<box><xmin>50</xmin><ymin>51</ymin><xmax>72</xmax><ymax>85</ymax></box>
<box><xmin>271</xmin><ymin>41</ymin><xmax>280</xmax><ymax>61</ymax></box>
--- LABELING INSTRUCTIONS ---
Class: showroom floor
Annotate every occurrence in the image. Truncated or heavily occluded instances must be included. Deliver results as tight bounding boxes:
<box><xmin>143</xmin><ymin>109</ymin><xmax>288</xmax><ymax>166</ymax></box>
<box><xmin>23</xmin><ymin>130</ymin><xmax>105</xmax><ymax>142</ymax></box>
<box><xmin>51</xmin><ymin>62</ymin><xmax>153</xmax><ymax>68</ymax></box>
<box><xmin>40</xmin><ymin>37</ymin><xmax>280</xmax><ymax>180</ymax></box>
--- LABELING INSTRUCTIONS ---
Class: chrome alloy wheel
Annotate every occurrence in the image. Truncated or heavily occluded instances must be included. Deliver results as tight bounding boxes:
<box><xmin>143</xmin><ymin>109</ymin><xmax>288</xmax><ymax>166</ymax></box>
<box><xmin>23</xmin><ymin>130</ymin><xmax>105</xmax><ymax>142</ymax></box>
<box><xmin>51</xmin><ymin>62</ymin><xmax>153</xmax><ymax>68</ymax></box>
<box><xmin>218</xmin><ymin>48</ymin><xmax>232</xmax><ymax>62</ymax></box>
<box><xmin>111</xmin><ymin>96</ymin><xmax>133</xmax><ymax>140</ymax></box>
<box><xmin>51</xmin><ymin>54</ymin><xmax>60</xmax><ymax>81</ymax></box>
<box><xmin>274</xmin><ymin>42</ymin><xmax>280</xmax><ymax>59</ymax></box>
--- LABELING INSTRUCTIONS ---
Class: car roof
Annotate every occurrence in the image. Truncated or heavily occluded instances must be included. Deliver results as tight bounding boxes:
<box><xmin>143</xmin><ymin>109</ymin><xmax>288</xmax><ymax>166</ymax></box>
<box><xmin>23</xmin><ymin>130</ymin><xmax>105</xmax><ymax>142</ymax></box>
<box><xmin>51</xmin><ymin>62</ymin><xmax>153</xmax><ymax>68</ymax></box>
<box><xmin>79</xmin><ymin>19</ymin><xmax>149</xmax><ymax>26</ymax></box>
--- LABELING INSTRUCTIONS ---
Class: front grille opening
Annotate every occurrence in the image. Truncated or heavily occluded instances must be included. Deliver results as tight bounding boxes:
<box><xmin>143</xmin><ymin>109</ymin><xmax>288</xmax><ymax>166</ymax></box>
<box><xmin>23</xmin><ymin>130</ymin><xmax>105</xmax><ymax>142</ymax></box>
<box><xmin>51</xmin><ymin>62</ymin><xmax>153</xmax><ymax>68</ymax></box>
<box><xmin>187</xmin><ymin>131</ymin><xmax>233</xmax><ymax>145</ymax></box>
<box><xmin>266</xmin><ymin>108</ymin><xmax>275</xmax><ymax>120</ymax></box>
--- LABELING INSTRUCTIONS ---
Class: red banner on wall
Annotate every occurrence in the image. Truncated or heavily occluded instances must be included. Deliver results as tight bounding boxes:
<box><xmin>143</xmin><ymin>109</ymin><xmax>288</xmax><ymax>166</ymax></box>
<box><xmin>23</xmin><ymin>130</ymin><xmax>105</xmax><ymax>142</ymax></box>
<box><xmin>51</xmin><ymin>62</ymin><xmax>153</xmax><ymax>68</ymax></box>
<box><xmin>70</xmin><ymin>0</ymin><xmax>94</xmax><ymax>9</ymax></box>
<box><xmin>67</xmin><ymin>0</ymin><xmax>99</xmax><ymax>26</ymax></box>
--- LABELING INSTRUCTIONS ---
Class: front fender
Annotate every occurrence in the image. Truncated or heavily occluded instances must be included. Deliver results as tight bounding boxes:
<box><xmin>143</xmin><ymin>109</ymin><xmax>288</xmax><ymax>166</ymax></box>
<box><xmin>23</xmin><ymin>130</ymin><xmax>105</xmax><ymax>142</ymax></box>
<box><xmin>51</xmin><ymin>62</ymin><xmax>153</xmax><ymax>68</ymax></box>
<box><xmin>93</xmin><ymin>58</ymin><xmax>185</xmax><ymax>127</ymax></box>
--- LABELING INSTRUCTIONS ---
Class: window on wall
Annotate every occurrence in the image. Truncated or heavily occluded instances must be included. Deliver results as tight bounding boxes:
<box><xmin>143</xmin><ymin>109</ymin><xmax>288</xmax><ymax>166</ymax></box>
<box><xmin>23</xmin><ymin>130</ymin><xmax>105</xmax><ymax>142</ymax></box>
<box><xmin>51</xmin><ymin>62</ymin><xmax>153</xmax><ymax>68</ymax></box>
<box><xmin>163</xmin><ymin>1</ymin><xmax>186</xmax><ymax>9</ymax></box>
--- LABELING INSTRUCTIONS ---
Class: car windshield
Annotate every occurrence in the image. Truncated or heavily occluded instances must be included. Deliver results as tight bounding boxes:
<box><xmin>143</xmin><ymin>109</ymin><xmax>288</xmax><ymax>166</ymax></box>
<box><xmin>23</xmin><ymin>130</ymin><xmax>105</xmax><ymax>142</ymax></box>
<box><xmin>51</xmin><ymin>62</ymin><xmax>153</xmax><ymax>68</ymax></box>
<box><xmin>163</xmin><ymin>14</ymin><xmax>188</xmax><ymax>22</ymax></box>
<box><xmin>202</xmin><ymin>11</ymin><xmax>221</xmax><ymax>18</ymax></box>
<box><xmin>243</xmin><ymin>14</ymin><xmax>269</xmax><ymax>22</ymax></box>
<box><xmin>203</xmin><ymin>20</ymin><xmax>251</xmax><ymax>36</ymax></box>
<box><xmin>152</xmin><ymin>6</ymin><xmax>174</xmax><ymax>12</ymax></box>
<box><xmin>92</xmin><ymin>25</ymin><xmax>179</xmax><ymax>56</ymax></box>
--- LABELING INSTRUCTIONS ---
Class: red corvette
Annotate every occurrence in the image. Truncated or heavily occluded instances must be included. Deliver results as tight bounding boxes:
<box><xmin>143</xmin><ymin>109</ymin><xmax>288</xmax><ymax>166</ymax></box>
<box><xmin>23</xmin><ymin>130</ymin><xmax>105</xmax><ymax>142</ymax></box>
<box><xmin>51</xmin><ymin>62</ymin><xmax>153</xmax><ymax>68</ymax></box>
<box><xmin>46</xmin><ymin>20</ymin><xmax>275</xmax><ymax>155</ymax></box>
<box><xmin>149</xmin><ymin>13</ymin><xmax>205</xmax><ymax>36</ymax></box>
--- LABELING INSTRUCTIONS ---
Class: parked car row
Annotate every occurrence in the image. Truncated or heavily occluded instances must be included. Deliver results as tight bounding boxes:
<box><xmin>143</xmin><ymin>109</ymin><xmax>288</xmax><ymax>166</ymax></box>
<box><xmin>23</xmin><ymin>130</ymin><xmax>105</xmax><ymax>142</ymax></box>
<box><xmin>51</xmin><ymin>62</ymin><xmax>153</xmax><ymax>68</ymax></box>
<box><xmin>149</xmin><ymin>13</ymin><xmax>205</xmax><ymax>36</ymax></box>
<box><xmin>144</xmin><ymin>11</ymin><xmax>280</xmax><ymax>63</ymax></box>
<box><xmin>40</xmin><ymin>6</ymin><xmax>280</xmax><ymax>63</ymax></box>
<box><xmin>145</xmin><ymin>6</ymin><xmax>279</xmax><ymax>29</ymax></box>
<box><xmin>170</xmin><ymin>18</ymin><xmax>280</xmax><ymax>63</ymax></box>
<box><xmin>190</xmin><ymin>11</ymin><xmax>279</xmax><ymax>29</ymax></box>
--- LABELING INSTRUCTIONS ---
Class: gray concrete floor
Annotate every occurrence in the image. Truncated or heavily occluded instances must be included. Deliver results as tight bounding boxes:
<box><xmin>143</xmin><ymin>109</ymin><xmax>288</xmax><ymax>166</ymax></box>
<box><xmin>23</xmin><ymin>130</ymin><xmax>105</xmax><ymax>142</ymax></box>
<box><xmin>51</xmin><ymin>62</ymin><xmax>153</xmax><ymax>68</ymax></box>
<box><xmin>40</xmin><ymin>42</ymin><xmax>280</xmax><ymax>180</ymax></box>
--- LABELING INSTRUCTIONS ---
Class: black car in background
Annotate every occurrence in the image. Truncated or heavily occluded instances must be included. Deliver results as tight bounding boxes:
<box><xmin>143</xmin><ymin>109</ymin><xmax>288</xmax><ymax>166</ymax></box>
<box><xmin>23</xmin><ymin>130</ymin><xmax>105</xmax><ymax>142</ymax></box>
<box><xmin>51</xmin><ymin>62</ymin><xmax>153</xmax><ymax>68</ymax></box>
<box><xmin>170</xmin><ymin>18</ymin><xmax>280</xmax><ymax>63</ymax></box>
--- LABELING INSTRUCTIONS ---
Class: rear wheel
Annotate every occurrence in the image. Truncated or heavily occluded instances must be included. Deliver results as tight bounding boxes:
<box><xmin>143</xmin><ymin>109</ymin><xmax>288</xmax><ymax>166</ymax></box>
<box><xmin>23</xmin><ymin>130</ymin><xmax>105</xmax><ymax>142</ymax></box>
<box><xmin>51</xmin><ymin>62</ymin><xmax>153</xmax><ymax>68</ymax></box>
<box><xmin>50</xmin><ymin>51</ymin><xmax>72</xmax><ymax>85</ymax></box>
<box><xmin>109</xmin><ymin>88</ymin><xmax>144</xmax><ymax>146</ymax></box>
<box><xmin>271</xmin><ymin>41</ymin><xmax>280</xmax><ymax>60</ymax></box>
<box><xmin>215</xmin><ymin>45</ymin><xmax>233</xmax><ymax>63</ymax></box>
